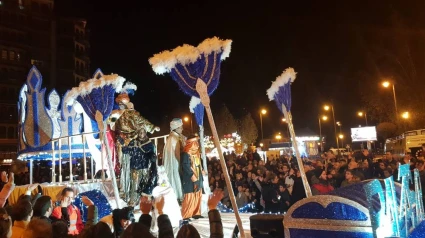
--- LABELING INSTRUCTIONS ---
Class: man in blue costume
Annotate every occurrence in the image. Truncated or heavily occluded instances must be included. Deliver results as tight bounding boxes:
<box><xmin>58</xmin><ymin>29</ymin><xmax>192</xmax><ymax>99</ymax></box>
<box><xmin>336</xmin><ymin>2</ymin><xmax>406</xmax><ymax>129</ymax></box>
<box><xmin>114</xmin><ymin>93</ymin><xmax>160</xmax><ymax>206</ymax></box>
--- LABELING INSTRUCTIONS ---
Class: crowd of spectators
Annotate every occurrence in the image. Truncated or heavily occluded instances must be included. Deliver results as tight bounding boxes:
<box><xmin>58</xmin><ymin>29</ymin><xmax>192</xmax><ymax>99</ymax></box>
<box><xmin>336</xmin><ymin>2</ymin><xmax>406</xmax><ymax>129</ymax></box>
<box><xmin>207</xmin><ymin>144</ymin><xmax>425</xmax><ymax>214</ymax></box>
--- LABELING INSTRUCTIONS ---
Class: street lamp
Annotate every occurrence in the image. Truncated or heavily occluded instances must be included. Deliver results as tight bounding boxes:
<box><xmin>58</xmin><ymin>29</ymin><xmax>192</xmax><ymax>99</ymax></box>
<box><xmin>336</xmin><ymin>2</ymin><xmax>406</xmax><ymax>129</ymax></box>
<box><xmin>281</xmin><ymin>117</ymin><xmax>289</xmax><ymax>138</ymax></box>
<box><xmin>318</xmin><ymin>115</ymin><xmax>328</xmax><ymax>152</ymax></box>
<box><xmin>324</xmin><ymin>104</ymin><xmax>339</xmax><ymax>149</ymax></box>
<box><xmin>402</xmin><ymin>111</ymin><xmax>409</xmax><ymax>119</ymax></box>
<box><xmin>357</xmin><ymin>111</ymin><xmax>368</xmax><ymax>126</ymax></box>
<box><xmin>339</xmin><ymin>134</ymin><xmax>344</xmax><ymax>149</ymax></box>
<box><xmin>382</xmin><ymin>81</ymin><xmax>398</xmax><ymax>118</ymax></box>
<box><xmin>275</xmin><ymin>134</ymin><xmax>282</xmax><ymax>142</ymax></box>
<box><xmin>260</xmin><ymin>109</ymin><xmax>267</xmax><ymax>140</ymax></box>
<box><xmin>336</xmin><ymin>121</ymin><xmax>342</xmax><ymax>149</ymax></box>
<box><xmin>184</xmin><ymin>116</ymin><xmax>193</xmax><ymax>134</ymax></box>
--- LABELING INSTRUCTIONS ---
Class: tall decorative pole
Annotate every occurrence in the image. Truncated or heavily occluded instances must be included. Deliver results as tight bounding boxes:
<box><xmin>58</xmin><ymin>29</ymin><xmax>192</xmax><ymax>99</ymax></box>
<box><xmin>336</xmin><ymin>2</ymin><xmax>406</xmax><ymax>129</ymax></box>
<box><xmin>190</xmin><ymin>96</ymin><xmax>210</xmax><ymax>195</ymax></box>
<box><xmin>65</xmin><ymin>69</ymin><xmax>125</xmax><ymax>208</ymax></box>
<box><xmin>149</xmin><ymin>37</ymin><xmax>245</xmax><ymax>237</ymax></box>
<box><xmin>267</xmin><ymin>68</ymin><xmax>312</xmax><ymax>197</ymax></box>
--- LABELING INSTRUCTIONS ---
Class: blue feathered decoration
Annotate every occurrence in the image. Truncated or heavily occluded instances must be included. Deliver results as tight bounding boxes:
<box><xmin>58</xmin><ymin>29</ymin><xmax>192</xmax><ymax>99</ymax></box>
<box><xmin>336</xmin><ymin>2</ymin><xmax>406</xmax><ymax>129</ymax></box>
<box><xmin>266</xmin><ymin>68</ymin><xmax>296</xmax><ymax>113</ymax></box>
<box><xmin>65</xmin><ymin>69</ymin><xmax>126</xmax><ymax>121</ymax></box>
<box><xmin>149</xmin><ymin>37</ymin><xmax>232</xmax><ymax>97</ymax></box>
<box><xmin>266</xmin><ymin>68</ymin><xmax>312</xmax><ymax>198</ymax></box>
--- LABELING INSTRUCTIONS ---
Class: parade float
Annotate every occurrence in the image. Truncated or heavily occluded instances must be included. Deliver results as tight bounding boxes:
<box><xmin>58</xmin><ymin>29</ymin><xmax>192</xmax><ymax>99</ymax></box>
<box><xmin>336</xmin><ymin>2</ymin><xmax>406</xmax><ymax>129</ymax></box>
<box><xmin>13</xmin><ymin>66</ymin><xmax>131</xmax><ymax>220</ymax></box>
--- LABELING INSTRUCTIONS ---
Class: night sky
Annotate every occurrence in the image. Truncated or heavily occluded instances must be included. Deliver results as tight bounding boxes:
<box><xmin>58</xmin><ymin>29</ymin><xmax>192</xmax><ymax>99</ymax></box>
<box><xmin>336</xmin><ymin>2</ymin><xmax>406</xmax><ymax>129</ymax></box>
<box><xmin>55</xmin><ymin>0</ymin><xmax>424</xmax><ymax>146</ymax></box>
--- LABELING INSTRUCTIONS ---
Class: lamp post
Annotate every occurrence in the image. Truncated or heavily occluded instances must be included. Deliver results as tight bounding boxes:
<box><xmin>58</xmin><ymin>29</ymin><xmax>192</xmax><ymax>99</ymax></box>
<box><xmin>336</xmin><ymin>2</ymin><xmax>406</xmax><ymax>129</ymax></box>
<box><xmin>336</xmin><ymin>121</ymin><xmax>342</xmax><ymax>149</ymax></box>
<box><xmin>357</xmin><ymin>111</ymin><xmax>368</xmax><ymax>126</ymax></box>
<box><xmin>275</xmin><ymin>133</ymin><xmax>282</xmax><ymax>143</ymax></box>
<box><xmin>382</xmin><ymin>81</ymin><xmax>398</xmax><ymax>118</ymax></box>
<box><xmin>184</xmin><ymin>116</ymin><xmax>193</xmax><ymax>134</ymax></box>
<box><xmin>339</xmin><ymin>134</ymin><xmax>344</xmax><ymax>149</ymax></box>
<box><xmin>324</xmin><ymin>104</ymin><xmax>339</xmax><ymax>149</ymax></box>
<box><xmin>318</xmin><ymin>115</ymin><xmax>328</xmax><ymax>152</ymax></box>
<box><xmin>282</xmin><ymin>117</ymin><xmax>290</xmax><ymax>139</ymax></box>
<box><xmin>260</xmin><ymin>109</ymin><xmax>267</xmax><ymax>140</ymax></box>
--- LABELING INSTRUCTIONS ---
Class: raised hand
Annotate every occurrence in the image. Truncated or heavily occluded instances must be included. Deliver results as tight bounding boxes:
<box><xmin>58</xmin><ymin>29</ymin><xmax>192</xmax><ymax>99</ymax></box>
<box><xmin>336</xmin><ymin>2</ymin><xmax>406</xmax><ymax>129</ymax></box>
<box><xmin>139</xmin><ymin>196</ymin><xmax>153</xmax><ymax>215</ymax></box>
<box><xmin>61</xmin><ymin>196</ymin><xmax>71</xmax><ymax>208</ymax></box>
<box><xmin>7</xmin><ymin>172</ymin><xmax>13</xmax><ymax>185</ymax></box>
<box><xmin>154</xmin><ymin>196</ymin><xmax>165</xmax><ymax>215</ymax></box>
<box><xmin>1</xmin><ymin>171</ymin><xmax>8</xmax><ymax>183</ymax></box>
<box><xmin>81</xmin><ymin>196</ymin><xmax>94</xmax><ymax>206</ymax></box>
<box><xmin>27</xmin><ymin>183</ymin><xmax>38</xmax><ymax>192</ymax></box>
<box><xmin>208</xmin><ymin>189</ymin><xmax>224</xmax><ymax>210</ymax></box>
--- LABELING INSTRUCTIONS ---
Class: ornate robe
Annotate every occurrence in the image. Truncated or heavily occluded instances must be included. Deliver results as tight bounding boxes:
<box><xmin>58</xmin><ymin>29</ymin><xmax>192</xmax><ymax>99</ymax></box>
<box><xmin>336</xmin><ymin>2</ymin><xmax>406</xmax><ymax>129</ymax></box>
<box><xmin>115</xmin><ymin>109</ymin><xmax>158</xmax><ymax>203</ymax></box>
<box><xmin>162</xmin><ymin>131</ymin><xmax>185</xmax><ymax>200</ymax></box>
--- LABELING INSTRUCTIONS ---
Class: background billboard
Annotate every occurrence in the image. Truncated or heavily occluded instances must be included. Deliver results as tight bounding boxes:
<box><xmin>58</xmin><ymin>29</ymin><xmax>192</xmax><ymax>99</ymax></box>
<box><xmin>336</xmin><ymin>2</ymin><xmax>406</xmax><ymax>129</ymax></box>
<box><xmin>351</xmin><ymin>126</ymin><xmax>377</xmax><ymax>142</ymax></box>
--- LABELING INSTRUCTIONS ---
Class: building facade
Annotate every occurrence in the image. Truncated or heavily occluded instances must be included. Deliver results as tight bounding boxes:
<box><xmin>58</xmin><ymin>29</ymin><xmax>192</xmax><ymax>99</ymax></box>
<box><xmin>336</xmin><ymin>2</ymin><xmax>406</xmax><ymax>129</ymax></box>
<box><xmin>0</xmin><ymin>0</ymin><xmax>89</xmax><ymax>160</ymax></box>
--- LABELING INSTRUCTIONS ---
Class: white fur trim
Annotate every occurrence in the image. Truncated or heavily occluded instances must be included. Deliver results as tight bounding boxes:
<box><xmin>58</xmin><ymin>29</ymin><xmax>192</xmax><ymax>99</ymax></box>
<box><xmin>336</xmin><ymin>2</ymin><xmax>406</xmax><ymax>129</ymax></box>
<box><xmin>189</xmin><ymin>96</ymin><xmax>201</xmax><ymax>113</ymax></box>
<box><xmin>149</xmin><ymin>37</ymin><xmax>232</xmax><ymax>75</ymax></box>
<box><xmin>266</xmin><ymin>67</ymin><xmax>297</xmax><ymax>101</ymax></box>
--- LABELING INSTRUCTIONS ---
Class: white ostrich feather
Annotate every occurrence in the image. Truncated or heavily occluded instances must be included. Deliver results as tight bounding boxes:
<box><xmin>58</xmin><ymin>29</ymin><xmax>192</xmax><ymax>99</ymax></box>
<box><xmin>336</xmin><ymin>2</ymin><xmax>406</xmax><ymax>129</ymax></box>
<box><xmin>149</xmin><ymin>50</ymin><xmax>177</xmax><ymax>75</ymax></box>
<box><xmin>149</xmin><ymin>37</ymin><xmax>232</xmax><ymax>75</ymax></box>
<box><xmin>149</xmin><ymin>44</ymin><xmax>199</xmax><ymax>75</ymax></box>
<box><xmin>120</xmin><ymin>82</ymin><xmax>137</xmax><ymax>93</ymax></box>
<box><xmin>266</xmin><ymin>68</ymin><xmax>297</xmax><ymax>101</ymax></box>
<box><xmin>197</xmin><ymin>37</ymin><xmax>232</xmax><ymax>60</ymax></box>
<box><xmin>189</xmin><ymin>96</ymin><xmax>201</xmax><ymax>113</ymax></box>
<box><xmin>65</xmin><ymin>74</ymin><xmax>126</xmax><ymax>105</ymax></box>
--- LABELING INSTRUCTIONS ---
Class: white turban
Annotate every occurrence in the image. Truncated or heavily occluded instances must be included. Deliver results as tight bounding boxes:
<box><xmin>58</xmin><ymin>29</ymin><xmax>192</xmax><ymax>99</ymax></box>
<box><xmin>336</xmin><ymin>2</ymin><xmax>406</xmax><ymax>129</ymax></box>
<box><xmin>170</xmin><ymin>118</ymin><xmax>183</xmax><ymax>131</ymax></box>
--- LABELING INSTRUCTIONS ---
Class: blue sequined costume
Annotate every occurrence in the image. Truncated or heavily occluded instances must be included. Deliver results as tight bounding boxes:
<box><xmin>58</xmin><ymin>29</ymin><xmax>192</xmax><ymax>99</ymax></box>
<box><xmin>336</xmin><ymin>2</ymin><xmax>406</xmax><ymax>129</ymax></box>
<box><xmin>115</xmin><ymin>109</ymin><xmax>158</xmax><ymax>205</ymax></box>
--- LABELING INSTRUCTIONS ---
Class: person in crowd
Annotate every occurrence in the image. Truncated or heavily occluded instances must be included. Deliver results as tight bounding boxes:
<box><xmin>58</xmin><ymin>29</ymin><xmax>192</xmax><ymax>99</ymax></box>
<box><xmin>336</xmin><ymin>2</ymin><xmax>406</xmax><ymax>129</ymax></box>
<box><xmin>0</xmin><ymin>208</ymin><xmax>11</xmax><ymax>238</ymax></box>
<box><xmin>23</xmin><ymin>218</ymin><xmax>52</xmax><ymax>238</ymax></box>
<box><xmin>11</xmin><ymin>200</ymin><xmax>32</xmax><ymax>238</ymax></box>
<box><xmin>385</xmin><ymin>152</ymin><xmax>397</xmax><ymax>167</ymax></box>
<box><xmin>311</xmin><ymin>169</ymin><xmax>334</xmax><ymax>195</ymax></box>
<box><xmin>278</xmin><ymin>184</ymin><xmax>291</xmax><ymax>213</ymax></box>
<box><xmin>99</xmin><ymin>206</ymin><xmax>134</xmax><ymax>237</ymax></box>
<box><xmin>262</xmin><ymin>173</ymin><xmax>279</xmax><ymax>213</ymax></box>
<box><xmin>291</xmin><ymin>169</ymin><xmax>306</xmax><ymax>204</ymax></box>
<box><xmin>235</xmin><ymin>185</ymin><xmax>248</xmax><ymax>208</ymax></box>
<box><xmin>32</xmin><ymin>196</ymin><xmax>53</xmax><ymax>222</ymax></box>
<box><xmin>0</xmin><ymin>173</ymin><xmax>15</xmax><ymax>208</ymax></box>
<box><xmin>340</xmin><ymin>170</ymin><xmax>359</xmax><ymax>188</ymax></box>
<box><xmin>51</xmin><ymin>187</ymin><xmax>84</xmax><ymax>235</ymax></box>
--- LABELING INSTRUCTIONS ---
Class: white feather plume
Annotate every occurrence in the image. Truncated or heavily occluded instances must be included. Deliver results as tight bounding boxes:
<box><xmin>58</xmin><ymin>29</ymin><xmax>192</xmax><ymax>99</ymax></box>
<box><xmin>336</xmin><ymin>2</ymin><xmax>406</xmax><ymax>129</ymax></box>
<box><xmin>120</xmin><ymin>82</ymin><xmax>137</xmax><ymax>93</ymax></box>
<box><xmin>197</xmin><ymin>37</ymin><xmax>233</xmax><ymax>60</ymax></box>
<box><xmin>266</xmin><ymin>68</ymin><xmax>297</xmax><ymax>101</ymax></box>
<box><xmin>189</xmin><ymin>96</ymin><xmax>201</xmax><ymax>113</ymax></box>
<box><xmin>149</xmin><ymin>37</ymin><xmax>233</xmax><ymax>75</ymax></box>
<box><xmin>65</xmin><ymin>73</ymin><xmax>126</xmax><ymax>105</ymax></box>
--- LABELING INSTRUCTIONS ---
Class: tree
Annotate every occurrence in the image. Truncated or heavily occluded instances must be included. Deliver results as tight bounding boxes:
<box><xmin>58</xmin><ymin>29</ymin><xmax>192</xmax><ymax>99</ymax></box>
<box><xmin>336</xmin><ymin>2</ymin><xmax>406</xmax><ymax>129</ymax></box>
<box><xmin>376</xmin><ymin>122</ymin><xmax>398</xmax><ymax>141</ymax></box>
<box><xmin>358</xmin><ymin>14</ymin><xmax>425</xmax><ymax>130</ymax></box>
<box><xmin>239</xmin><ymin>113</ymin><xmax>258</xmax><ymax>146</ymax></box>
<box><xmin>214</xmin><ymin>104</ymin><xmax>237</xmax><ymax>138</ymax></box>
